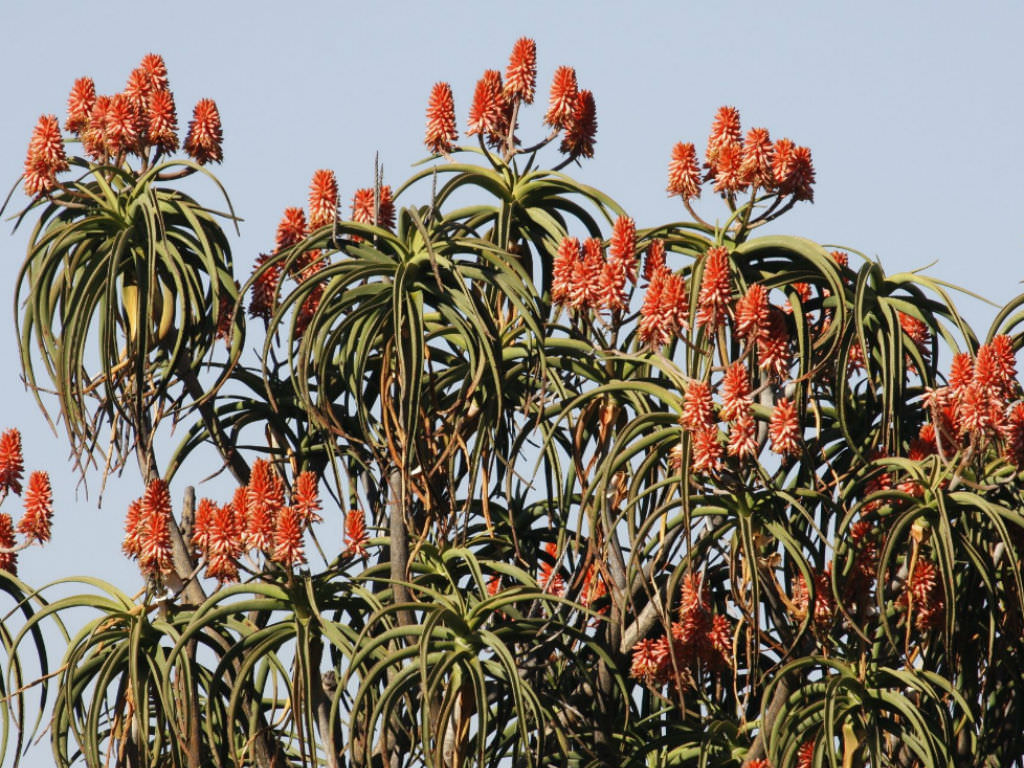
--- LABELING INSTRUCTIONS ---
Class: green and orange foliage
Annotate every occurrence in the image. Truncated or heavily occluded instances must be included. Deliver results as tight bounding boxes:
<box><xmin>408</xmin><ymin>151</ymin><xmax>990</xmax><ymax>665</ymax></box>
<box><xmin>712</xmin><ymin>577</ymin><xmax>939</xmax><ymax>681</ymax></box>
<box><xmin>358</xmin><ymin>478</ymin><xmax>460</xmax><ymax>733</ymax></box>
<box><xmin>7</xmin><ymin>38</ymin><xmax>1024</xmax><ymax>768</ymax></box>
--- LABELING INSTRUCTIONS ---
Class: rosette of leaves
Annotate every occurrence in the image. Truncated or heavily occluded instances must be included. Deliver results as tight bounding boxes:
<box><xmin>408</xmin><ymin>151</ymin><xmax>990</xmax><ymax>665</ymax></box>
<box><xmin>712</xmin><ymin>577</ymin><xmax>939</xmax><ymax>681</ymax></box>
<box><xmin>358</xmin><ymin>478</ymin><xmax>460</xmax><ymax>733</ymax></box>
<box><xmin>13</xmin><ymin>156</ymin><xmax>240</xmax><ymax>480</ymax></box>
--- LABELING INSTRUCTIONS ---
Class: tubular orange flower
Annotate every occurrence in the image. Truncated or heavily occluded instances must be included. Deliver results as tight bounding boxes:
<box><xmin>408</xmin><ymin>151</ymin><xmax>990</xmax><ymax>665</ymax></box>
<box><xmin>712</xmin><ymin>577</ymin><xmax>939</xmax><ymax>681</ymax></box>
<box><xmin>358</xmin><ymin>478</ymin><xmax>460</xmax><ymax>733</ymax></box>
<box><xmin>17</xmin><ymin>471</ymin><xmax>53</xmax><ymax>544</ymax></box>
<box><xmin>746</xmin><ymin>758</ymin><xmax>770</xmax><ymax>768</ymax></box>
<box><xmin>504</xmin><ymin>37</ymin><xmax>537</xmax><ymax>103</ymax></box>
<box><xmin>248</xmin><ymin>253</ymin><xmax>282</xmax><ymax>320</ymax></box>
<box><xmin>308</xmin><ymin>169</ymin><xmax>339</xmax><ymax>229</ymax></box>
<box><xmin>345</xmin><ymin>509</ymin><xmax>368</xmax><ymax>556</ymax></box>
<box><xmin>139</xmin><ymin>53</ymin><xmax>169</xmax><ymax>92</ymax></box>
<box><xmin>989</xmin><ymin>334</ymin><xmax>1018</xmax><ymax>392</ymax></box>
<box><xmin>559</xmin><ymin>89</ymin><xmax>596</xmax><ymax>159</ymax></box>
<box><xmin>544</xmin><ymin>66</ymin><xmax>578</xmax><ymax>129</ymax></box>
<box><xmin>351</xmin><ymin>185</ymin><xmax>395</xmax><ymax>231</ymax></box>
<box><xmin>272</xmin><ymin>505</ymin><xmax>306</xmax><ymax>567</ymax></box>
<box><xmin>690</xmin><ymin>425</ymin><xmax>722</xmax><ymax>474</ymax></box>
<box><xmin>192</xmin><ymin>497</ymin><xmax>216</xmax><ymax>554</ymax></box>
<box><xmin>467</xmin><ymin>70</ymin><xmax>507</xmax><ymax>137</ymax></box>
<box><xmin>682</xmin><ymin>380</ymin><xmax>715</xmax><ymax>431</ymax></box>
<box><xmin>705</xmin><ymin>613</ymin><xmax>733</xmax><ymax>670</ymax></box>
<box><xmin>705</xmin><ymin>106</ymin><xmax>742</xmax><ymax>168</ymax></box>
<box><xmin>769</xmin><ymin>397</ymin><xmax>801</xmax><ymax>456</ymax></box>
<box><xmin>106</xmin><ymin>93</ymin><xmax>144</xmax><ymax>156</ymax></box>
<box><xmin>643</xmin><ymin>239</ymin><xmax>666</xmax><ymax>282</ymax></box>
<box><xmin>771</xmin><ymin>138</ymin><xmax>796</xmax><ymax>190</ymax></box>
<box><xmin>292</xmin><ymin>471</ymin><xmax>322</xmax><ymax>524</ymax></box>
<box><xmin>24</xmin><ymin>115</ymin><xmax>69</xmax><ymax>196</ymax></box>
<box><xmin>139</xmin><ymin>479</ymin><xmax>173</xmax><ymax>575</ymax></box>
<box><xmin>147</xmin><ymin>89</ymin><xmax>178</xmax><ymax>154</ymax></box>
<box><xmin>630</xmin><ymin>638</ymin><xmax>661</xmax><ymax>684</ymax></box>
<box><xmin>0</xmin><ymin>430</ymin><xmax>24</xmax><ymax>496</ymax></box>
<box><xmin>580</xmin><ymin>563</ymin><xmax>607</xmax><ymax>610</ymax></box>
<box><xmin>666</xmin><ymin>142</ymin><xmax>701</xmax><ymax>200</ymax></box>
<box><xmin>122</xmin><ymin>499</ymin><xmax>144</xmax><ymax>560</ymax></box>
<box><xmin>82</xmin><ymin>96</ymin><xmax>111</xmax><ymax>159</ymax></box>
<box><xmin>695</xmin><ymin>247</ymin><xmax>732</xmax><ymax>329</ymax></box>
<box><xmin>551</xmin><ymin>236</ymin><xmax>580</xmax><ymax>305</ymax></box>
<box><xmin>740</xmin><ymin>127</ymin><xmax>773</xmax><ymax>188</ymax></box>
<box><xmin>787</xmin><ymin>145</ymin><xmax>815</xmax><ymax>201</ymax></box>
<box><xmin>0</xmin><ymin>514</ymin><xmax>17</xmax><ymax>575</ymax></box>
<box><xmin>246</xmin><ymin>459</ymin><xmax>283</xmax><ymax>552</ymax></box>
<box><xmin>275</xmin><ymin>207</ymin><xmax>307</xmax><ymax>253</ymax></box>
<box><xmin>831</xmin><ymin>249</ymin><xmax>849</xmax><ymax>268</ymax></box>
<box><xmin>208</xmin><ymin>501</ymin><xmax>243</xmax><ymax>559</ymax></box>
<box><xmin>183</xmin><ymin>98</ymin><xmax>223</xmax><ymax>164</ymax></box>
<box><xmin>567</xmin><ymin>237</ymin><xmax>603</xmax><ymax>310</ymax></box>
<box><xmin>608</xmin><ymin>216</ymin><xmax>637</xmax><ymax>281</ymax></box>
<box><xmin>123</xmin><ymin>67</ymin><xmax>153</xmax><ymax>109</ymax></box>
<box><xmin>711</xmin><ymin>142</ymin><xmax>746</xmax><ymax>194</ymax></box>
<box><xmin>65</xmin><ymin>77</ymin><xmax>96</xmax><ymax>134</ymax></box>
<box><xmin>791</xmin><ymin>569</ymin><xmax>834</xmax><ymax>628</ymax></box>
<box><xmin>424</xmin><ymin>82</ymin><xmax>457</xmax><ymax>155</ymax></box>
<box><xmin>757</xmin><ymin>308</ymin><xmax>791</xmax><ymax>379</ymax></box>
<box><xmin>796</xmin><ymin>741</ymin><xmax>815</xmax><ymax>768</ymax></box>
<box><xmin>726</xmin><ymin>406</ymin><xmax>758</xmax><ymax>460</ymax></box>
<box><xmin>949</xmin><ymin>352</ymin><xmax>974</xmax><ymax>392</ymax></box>
<box><xmin>719</xmin><ymin>361</ymin><xmax>751</xmax><ymax>421</ymax></box>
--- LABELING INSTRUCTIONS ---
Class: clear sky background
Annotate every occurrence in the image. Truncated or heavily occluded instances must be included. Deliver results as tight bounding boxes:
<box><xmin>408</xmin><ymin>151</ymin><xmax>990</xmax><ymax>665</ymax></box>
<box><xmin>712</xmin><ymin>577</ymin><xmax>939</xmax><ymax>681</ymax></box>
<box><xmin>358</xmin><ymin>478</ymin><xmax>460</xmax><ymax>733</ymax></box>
<box><xmin>1</xmin><ymin>1</ymin><xmax>1023</xmax><ymax>609</ymax></box>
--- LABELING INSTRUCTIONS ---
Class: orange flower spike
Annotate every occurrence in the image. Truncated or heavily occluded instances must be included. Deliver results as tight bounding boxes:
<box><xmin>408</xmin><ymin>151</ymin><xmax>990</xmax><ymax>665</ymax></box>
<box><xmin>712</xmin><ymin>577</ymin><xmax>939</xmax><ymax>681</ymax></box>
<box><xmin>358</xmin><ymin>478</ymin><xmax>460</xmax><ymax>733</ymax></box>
<box><xmin>0</xmin><ymin>429</ymin><xmax>25</xmax><ymax>497</ymax></box>
<box><xmin>308</xmin><ymin>169</ymin><xmax>339</xmax><ymax>230</ymax></box>
<box><xmin>642</xmin><ymin>239</ymin><xmax>666</xmax><ymax>282</ymax></box>
<box><xmin>666</xmin><ymin>142</ymin><xmax>702</xmax><ymax>200</ymax></box>
<box><xmin>82</xmin><ymin>96</ymin><xmax>111</xmax><ymax>160</ymax></box>
<box><xmin>695</xmin><ymin>246</ymin><xmax>732</xmax><ymax>330</ymax></box>
<box><xmin>65</xmin><ymin>77</ymin><xmax>96</xmax><ymax>134</ymax></box>
<box><xmin>123</xmin><ymin>67</ymin><xmax>153</xmax><ymax>110</ymax></box>
<box><xmin>147</xmin><ymin>89</ymin><xmax>178</xmax><ymax>154</ymax></box>
<box><xmin>292</xmin><ymin>471</ymin><xmax>322</xmax><ymax>524</ymax></box>
<box><xmin>559</xmin><ymin>89</ymin><xmax>597</xmax><ymax>159</ymax></box>
<box><xmin>377</xmin><ymin>185</ymin><xmax>395</xmax><ymax>231</ymax></box>
<box><xmin>0</xmin><ymin>514</ymin><xmax>17</xmax><ymax>575</ymax></box>
<box><xmin>769</xmin><ymin>397</ymin><xmax>801</xmax><ymax>456</ymax></box>
<box><xmin>275</xmin><ymin>207</ymin><xmax>307</xmax><ymax>252</ymax></box>
<box><xmin>24</xmin><ymin>115</ymin><xmax>69</xmax><ymax>197</ymax></box>
<box><xmin>424</xmin><ymin>82</ymin><xmax>457</xmax><ymax>155</ymax></box>
<box><xmin>504</xmin><ymin>37</ymin><xmax>537</xmax><ymax>104</ymax></box>
<box><xmin>551</xmin><ymin>236</ymin><xmax>580</xmax><ymax>305</ymax></box>
<box><xmin>467</xmin><ymin>70</ymin><xmax>507</xmax><ymax>137</ymax></box>
<box><xmin>719</xmin><ymin>361</ymin><xmax>751</xmax><ymax>421</ymax></box>
<box><xmin>948</xmin><ymin>352</ymin><xmax>974</xmax><ymax>393</ymax></box>
<box><xmin>705</xmin><ymin>106</ymin><xmax>742</xmax><ymax>168</ymax></box>
<box><xmin>740</xmin><ymin>127</ymin><xmax>774</xmax><ymax>188</ymax></box>
<box><xmin>608</xmin><ymin>216</ymin><xmax>637</xmax><ymax>282</ymax></box>
<box><xmin>796</xmin><ymin>741</ymin><xmax>815</xmax><ymax>768</ymax></box>
<box><xmin>682</xmin><ymin>380</ymin><xmax>715</xmax><ymax>431</ymax></box>
<box><xmin>272</xmin><ymin>505</ymin><xmax>306</xmax><ymax>567</ymax></box>
<box><xmin>712</xmin><ymin>143</ymin><xmax>747</xmax><ymax>195</ymax></box>
<box><xmin>122</xmin><ymin>498</ymin><xmax>144</xmax><ymax>560</ymax></box>
<box><xmin>183</xmin><ymin>98</ymin><xmax>223</xmax><ymax>164</ymax></box>
<box><xmin>771</xmin><ymin>138</ymin><xmax>797</xmax><ymax>190</ymax></box>
<box><xmin>788</xmin><ymin>145</ymin><xmax>815</xmax><ymax>201</ymax></box>
<box><xmin>191</xmin><ymin>497</ymin><xmax>217</xmax><ymax>554</ymax></box>
<box><xmin>18</xmin><ymin>471</ymin><xmax>53</xmax><ymax>544</ymax></box>
<box><xmin>345</xmin><ymin>509</ymin><xmax>368</xmax><ymax>556</ymax></box>
<box><xmin>105</xmin><ymin>94</ymin><xmax>144</xmax><ymax>156</ymax></box>
<box><xmin>538</xmin><ymin>541</ymin><xmax>566</xmax><ymax>597</ymax></box>
<box><xmin>139</xmin><ymin>479</ymin><xmax>174</xmax><ymax>575</ymax></box>
<box><xmin>209</xmin><ymin>501</ymin><xmax>244</xmax><ymax>559</ymax></box>
<box><xmin>726</xmin><ymin>407</ymin><xmax>759</xmax><ymax>460</ymax></box>
<box><xmin>248</xmin><ymin>253</ymin><xmax>282</xmax><ymax>320</ymax></box>
<box><xmin>139</xmin><ymin>54</ymin><xmax>169</xmax><ymax>92</ymax></box>
<box><xmin>544</xmin><ymin>66</ymin><xmax>578</xmax><ymax>129</ymax></box>
<box><xmin>690</xmin><ymin>426</ymin><xmax>723</xmax><ymax>474</ymax></box>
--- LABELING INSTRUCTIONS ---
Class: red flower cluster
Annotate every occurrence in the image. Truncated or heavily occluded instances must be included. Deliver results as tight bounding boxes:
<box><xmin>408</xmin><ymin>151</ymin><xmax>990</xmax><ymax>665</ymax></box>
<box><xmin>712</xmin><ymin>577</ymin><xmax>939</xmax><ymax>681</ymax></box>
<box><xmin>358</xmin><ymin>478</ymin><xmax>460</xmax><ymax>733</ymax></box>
<box><xmin>345</xmin><ymin>509</ymin><xmax>368</xmax><ymax>557</ymax></box>
<box><xmin>538</xmin><ymin>541</ymin><xmax>566</xmax><ymax>597</ymax></box>
<box><xmin>122</xmin><ymin>479</ymin><xmax>174</xmax><ymax>576</ymax></box>
<box><xmin>897</xmin><ymin>558</ymin><xmax>945</xmax><ymax>632</ymax></box>
<box><xmin>0</xmin><ymin>429</ymin><xmax>25</xmax><ymax>497</ymax></box>
<box><xmin>23</xmin><ymin>114</ymin><xmax>70</xmax><ymax>196</ymax></box>
<box><xmin>52</xmin><ymin>54</ymin><xmax>221</xmax><ymax>169</ymax></box>
<box><xmin>638</xmin><ymin>247</ymin><xmax>688</xmax><ymax>348</ymax></box>
<box><xmin>552</xmin><ymin>224</ymin><xmax>640</xmax><ymax>314</ymax></box>
<box><xmin>630</xmin><ymin>573</ymin><xmax>734</xmax><ymax>687</ymax></box>
<box><xmin>922</xmin><ymin>336</ymin><xmax>1021</xmax><ymax>462</ymax></box>
<box><xmin>351</xmin><ymin>185</ymin><xmax>396</xmax><ymax>232</ymax></box>
<box><xmin>666</xmin><ymin>105</ymin><xmax>815</xmax><ymax>203</ymax></box>
<box><xmin>425</xmin><ymin>82</ymin><xmax>458</xmax><ymax>155</ymax></box>
<box><xmin>308</xmin><ymin>169</ymin><xmax>339</xmax><ymax>230</ymax></box>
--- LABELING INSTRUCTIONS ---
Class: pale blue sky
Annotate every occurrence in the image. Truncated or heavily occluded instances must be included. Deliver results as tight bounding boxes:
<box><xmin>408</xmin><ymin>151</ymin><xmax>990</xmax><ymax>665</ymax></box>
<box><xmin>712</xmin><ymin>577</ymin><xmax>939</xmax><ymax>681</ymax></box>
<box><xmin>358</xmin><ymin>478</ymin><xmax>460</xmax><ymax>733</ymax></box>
<box><xmin>1</xmin><ymin>0</ymin><xmax>1023</xmax><ymax>592</ymax></box>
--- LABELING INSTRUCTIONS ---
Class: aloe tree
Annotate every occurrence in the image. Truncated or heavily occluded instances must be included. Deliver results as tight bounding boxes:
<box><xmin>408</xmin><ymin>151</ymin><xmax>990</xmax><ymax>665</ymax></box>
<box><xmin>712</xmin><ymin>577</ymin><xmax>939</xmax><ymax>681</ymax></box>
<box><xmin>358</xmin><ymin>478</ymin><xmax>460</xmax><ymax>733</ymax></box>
<box><xmin>4</xmin><ymin>41</ymin><xmax>1024</xmax><ymax>768</ymax></box>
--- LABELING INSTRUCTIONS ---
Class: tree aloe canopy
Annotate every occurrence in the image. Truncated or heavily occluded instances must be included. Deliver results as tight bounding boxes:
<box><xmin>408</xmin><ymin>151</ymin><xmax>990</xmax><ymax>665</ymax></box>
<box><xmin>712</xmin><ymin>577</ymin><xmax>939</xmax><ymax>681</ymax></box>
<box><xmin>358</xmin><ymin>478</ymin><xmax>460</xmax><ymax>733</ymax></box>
<box><xmin>3</xmin><ymin>41</ymin><xmax>1024</xmax><ymax>768</ymax></box>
